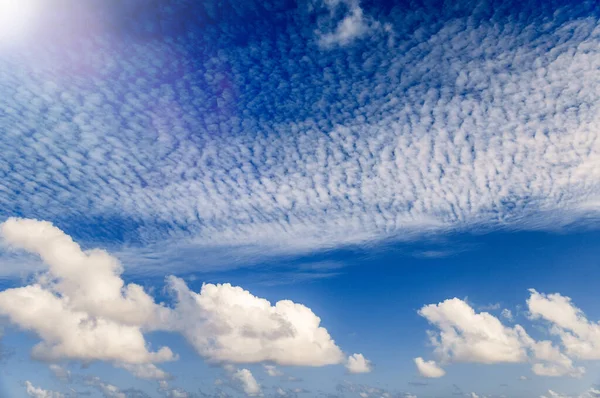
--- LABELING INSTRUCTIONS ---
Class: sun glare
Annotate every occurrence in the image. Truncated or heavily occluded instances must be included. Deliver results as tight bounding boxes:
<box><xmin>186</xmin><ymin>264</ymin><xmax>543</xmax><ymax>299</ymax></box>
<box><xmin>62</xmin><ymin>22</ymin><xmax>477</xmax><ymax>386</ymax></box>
<box><xmin>0</xmin><ymin>0</ymin><xmax>38</xmax><ymax>43</ymax></box>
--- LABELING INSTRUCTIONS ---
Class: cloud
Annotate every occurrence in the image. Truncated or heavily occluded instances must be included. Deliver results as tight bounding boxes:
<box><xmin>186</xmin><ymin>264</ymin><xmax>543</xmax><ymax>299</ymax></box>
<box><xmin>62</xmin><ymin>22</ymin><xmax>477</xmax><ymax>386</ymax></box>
<box><xmin>417</xmin><ymin>294</ymin><xmax>587</xmax><ymax>378</ymax></box>
<box><xmin>413</xmin><ymin>357</ymin><xmax>445</xmax><ymax>378</ymax></box>
<box><xmin>0</xmin><ymin>218</ymin><xmax>360</xmax><ymax>379</ymax></box>
<box><xmin>0</xmin><ymin>0</ymin><xmax>599</xmax><ymax>275</ymax></box>
<box><xmin>528</xmin><ymin>289</ymin><xmax>600</xmax><ymax>360</ymax></box>
<box><xmin>345</xmin><ymin>353</ymin><xmax>372</xmax><ymax>374</ymax></box>
<box><xmin>335</xmin><ymin>381</ymin><xmax>415</xmax><ymax>398</ymax></box>
<box><xmin>263</xmin><ymin>365</ymin><xmax>283</xmax><ymax>377</ymax></box>
<box><xmin>49</xmin><ymin>364</ymin><xmax>71</xmax><ymax>382</ymax></box>
<box><xmin>85</xmin><ymin>377</ymin><xmax>126</xmax><ymax>398</ymax></box>
<box><xmin>230</xmin><ymin>368</ymin><xmax>262</xmax><ymax>397</ymax></box>
<box><xmin>501</xmin><ymin>309</ymin><xmax>513</xmax><ymax>321</ymax></box>
<box><xmin>540</xmin><ymin>389</ymin><xmax>600</xmax><ymax>398</ymax></box>
<box><xmin>116</xmin><ymin>363</ymin><xmax>170</xmax><ymax>381</ymax></box>
<box><xmin>25</xmin><ymin>381</ymin><xmax>64</xmax><ymax>398</ymax></box>
<box><xmin>315</xmin><ymin>0</ymin><xmax>380</xmax><ymax>48</ymax></box>
<box><xmin>158</xmin><ymin>381</ymin><xmax>191</xmax><ymax>398</ymax></box>
<box><xmin>0</xmin><ymin>218</ymin><xmax>175</xmax><ymax>365</ymax></box>
<box><xmin>165</xmin><ymin>275</ymin><xmax>345</xmax><ymax>366</ymax></box>
<box><xmin>418</xmin><ymin>298</ymin><xmax>529</xmax><ymax>364</ymax></box>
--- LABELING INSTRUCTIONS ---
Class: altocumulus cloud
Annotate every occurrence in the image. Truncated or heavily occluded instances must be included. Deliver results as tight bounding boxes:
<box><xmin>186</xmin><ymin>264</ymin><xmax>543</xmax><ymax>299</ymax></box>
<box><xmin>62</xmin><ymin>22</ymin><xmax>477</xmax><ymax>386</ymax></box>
<box><xmin>0</xmin><ymin>0</ymin><xmax>599</xmax><ymax>273</ymax></box>
<box><xmin>0</xmin><ymin>218</ymin><xmax>367</xmax><ymax>378</ymax></box>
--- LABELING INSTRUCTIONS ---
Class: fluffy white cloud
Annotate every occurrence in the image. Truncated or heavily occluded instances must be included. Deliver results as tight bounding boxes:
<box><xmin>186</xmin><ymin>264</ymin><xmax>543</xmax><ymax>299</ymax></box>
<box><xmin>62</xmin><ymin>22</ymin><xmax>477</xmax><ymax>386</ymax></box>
<box><xmin>417</xmin><ymin>294</ymin><xmax>588</xmax><ymax>378</ymax></box>
<box><xmin>418</xmin><ymin>298</ymin><xmax>529</xmax><ymax>364</ymax></box>
<box><xmin>0</xmin><ymin>218</ymin><xmax>175</xmax><ymax>365</ymax></box>
<box><xmin>230</xmin><ymin>368</ymin><xmax>261</xmax><ymax>397</ymax></box>
<box><xmin>0</xmin><ymin>218</ymin><xmax>167</xmax><ymax>327</ymax></box>
<box><xmin>414</xmin><ymin>357</ymin><xmax>445</xmax><ymax>378</ymax></box>
<box><xmin>316</xmin><ymin>0</ymin><xmax>375</xmax><ymax>48</ymax></box>
<box><xmin>0</xmin><ymin>218</ymin><xmax>359</xmax><ymax>377</ymax></box>
<box><xmin>0</xmin><ymin>283</ymin><xmax>173</xmax><ymax>364</ymax></box>
<box><xmin>166</xmin><ymin>275</ymin><xmax>345</xmax><ymax>366</ymax></box>
<box><xmin>528</xmin><ymin>289</ymin><xmax>600</xmax><ymax>360</ymax></box>
<box><xmin>25</xmin><ymin>381</ymin><xmax>64</xmax><ymax>398</ymax></box>
<box><xmin>345</xmin><ymin>353</ymin><xmax>372</xmax><ymax>374</ymax></box>
<box><xmin>527</xmin><ymin>340</ymin><xmax>584</xmax><ymax>378</ymax></box>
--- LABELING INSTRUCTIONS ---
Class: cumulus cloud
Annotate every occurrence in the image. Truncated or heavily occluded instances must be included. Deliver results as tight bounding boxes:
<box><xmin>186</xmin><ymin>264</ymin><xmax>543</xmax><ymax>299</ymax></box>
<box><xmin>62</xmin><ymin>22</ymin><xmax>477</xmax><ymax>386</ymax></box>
<box><xmin>165</xmin><ymin>275</ymin><xmax>345</xmax><ymax>366</ymax></box>
<box><xmin>25</xmin><ymin>381</ymin><xmax>64</xmax><ymax>398</ymax></box>
<box><xmin>0</xmin><ymin>218</ymin><xmax>175</xmax><ymax>365</ymax></box>
<box><xmin>0</xmin><ymin>218</ymin><xmax>354</xmax><ymax>380</ymax></box>
<box><xmin>230</xmin><ymin>368</ymin><xmax>261</xmax><ymax>397</ymax></box>
<box><xmin>418</xmin><ymin>298</ymin><xmax>529</xmax><ymax>364</ymax></box>
<box><xmin>414</xmin><ymin>357</ymin><xmax>445</xmax><ymax>378</ymax></box>
<box><xmin>527</xmin><ymin>340</ymin><xmax>585</xmax><ymax>378</ymax></box>
<box><xmin>345</xmin><ymin>353</ymin><xmax>372</xmax><ymax>373</ymax></box>
<box><xmin>416</xmin><ymin>294</ymin><xmax>588</xmax><ymax>378</ymax></box>
<box><xmin>528</xmin><ymin>289</ymin><xmax>600</xmax><ymax>360</ymax></box>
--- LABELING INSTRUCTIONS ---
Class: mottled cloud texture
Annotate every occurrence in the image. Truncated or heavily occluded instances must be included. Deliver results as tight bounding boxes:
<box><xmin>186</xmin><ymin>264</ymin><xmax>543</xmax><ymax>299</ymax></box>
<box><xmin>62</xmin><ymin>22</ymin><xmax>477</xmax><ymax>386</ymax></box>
<box><xmin>0</xmin><ymin>0</ymin><xmax>599</xmax><ymax>273</ymax></box>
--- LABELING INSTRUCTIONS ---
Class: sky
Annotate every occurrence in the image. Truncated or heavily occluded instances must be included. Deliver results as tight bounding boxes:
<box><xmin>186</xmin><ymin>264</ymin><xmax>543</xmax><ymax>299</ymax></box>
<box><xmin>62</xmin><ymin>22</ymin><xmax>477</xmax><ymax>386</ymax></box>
<box><xmin>0</xmin><ymin>0</ymin><xmax>599</xmax><ymax>397</ymax></box>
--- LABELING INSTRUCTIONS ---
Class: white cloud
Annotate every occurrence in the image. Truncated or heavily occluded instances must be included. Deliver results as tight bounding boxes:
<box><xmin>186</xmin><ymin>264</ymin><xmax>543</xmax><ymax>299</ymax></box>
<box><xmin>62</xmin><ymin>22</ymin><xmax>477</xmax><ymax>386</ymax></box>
<box><xmin>345</xmin><ymin>353</ymin><xmax>372</xmax><ymax>374</ymax></box>
<box><xmin>317</xmin><ymin>1</ymin><xmax>375</xmax><ymax>48</ymax></box>
<box><xmin>414</xmin><ymin>357</ymin><xmax>445</xmax><ymax>378</ymax></box>
<box><xmin>528</xmin><ymin>289</ymin><xmax>600</xmax><ymax>360</ymax></box>
<box><xmin>49</xmin><ymin>364</ymin><xmax>70</xmax><ymax>382</ymax></box>
<box><xmin>417</xmin><ymin>294</ymin><xmax>587</xmax><ymax>378</ymax></box>
<box><xmin>166</xmin><ymin>275</ymin><xmax>345</xmax><ymax>366</ymax></box>
<box><xmin>230</xmin><ymin>368</ymin><xmax>261</xmax><ymax>397</ymax></box>
<box><xmin>501</xmin><ymin>309</ymin><xmax>514</xmax><ymax>321</ymax></box>
<box><xmin>25</xmin><ymin>381</ymin><xmax>64</xmax><ymax>398</ymax></box>
<box><xmin>158</xmin><ymin>381</ymin><xmax>190</xmax><ymax>398</ymax></box>
<box><xmin>263</xmin><ymin>365</ymin><xmax>283</xmax><ymax>377</ymax></box>
<box><xmin>0</xmin><ymin>1</ymin><xmax>599</xmax><ymax>275</ymax></box>
<box><xmin>527</xmin><ymin>339</ymin><xmax>584</xmax><ymax>378</ymax></box>
<box><xmin>0</xmin><ymin>218</ymin><xmax>168</xmax><ymax>327</ymax></box>
<box><xmin>418</xmin><ymin>298</ymin><xmax>529</xmax><ymax>364</ymax></box>
<box><xmin>116</xmin><ymin>363</ymin><xmax>170</xmax><ymax>380</ymax></box>
<box><xmin>0</xmin><ymin>218</ymin><xmax>361</xmax><ymax>379</ymax></box>
<box><xmin>0</xmin><ymin>218</ymin><xmax>175</xmax><ymax>365</ymax></box>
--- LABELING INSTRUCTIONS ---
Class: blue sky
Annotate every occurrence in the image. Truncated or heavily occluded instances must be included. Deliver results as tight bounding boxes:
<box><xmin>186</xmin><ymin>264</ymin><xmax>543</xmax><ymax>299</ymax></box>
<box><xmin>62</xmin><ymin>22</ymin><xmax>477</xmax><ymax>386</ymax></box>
<box><xmin>0</xmin><ymin>0</ymin><xmax>600</xmax><ymax>397</ymax></box>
